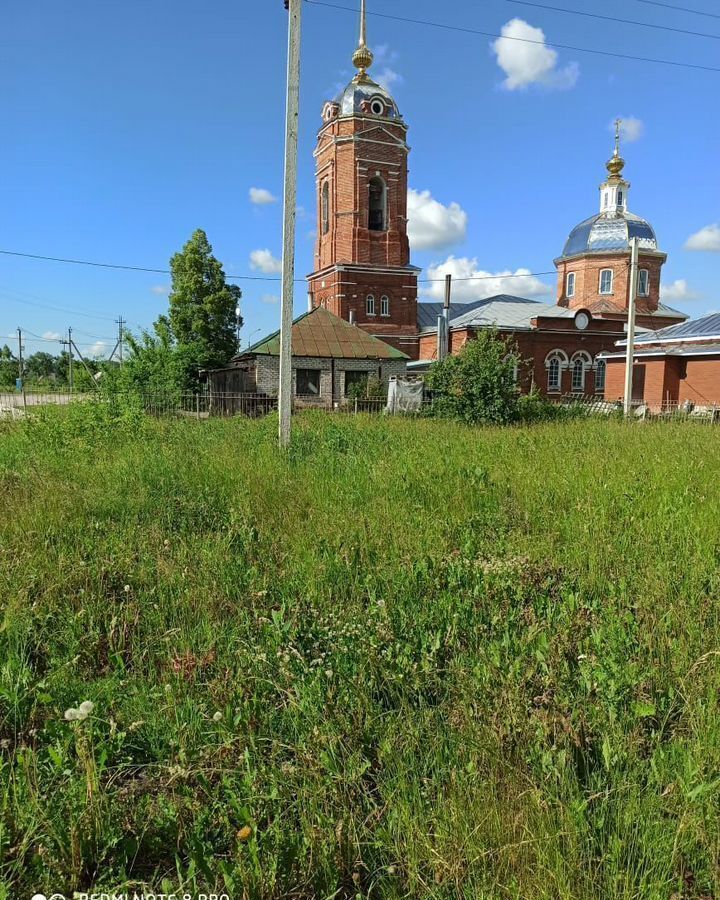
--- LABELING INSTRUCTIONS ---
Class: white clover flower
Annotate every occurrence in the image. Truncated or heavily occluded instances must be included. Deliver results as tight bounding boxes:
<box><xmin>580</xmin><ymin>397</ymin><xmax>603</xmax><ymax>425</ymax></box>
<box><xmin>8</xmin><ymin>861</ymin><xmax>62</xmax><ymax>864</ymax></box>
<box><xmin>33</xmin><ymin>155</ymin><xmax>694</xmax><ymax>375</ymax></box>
<box><xmin>212</xmin><ymin>711</ymin><xmax>223</xmax><ymax>722</ymax></box>
<box><xmin>123</xmin><ymin>584</ymin><xmax>131</xmax><ymax>593</ymax></box>
<box><xmin>64</xmin><ymin>707</ymin><xmax>80</xmax><ymax>721</ymax></box>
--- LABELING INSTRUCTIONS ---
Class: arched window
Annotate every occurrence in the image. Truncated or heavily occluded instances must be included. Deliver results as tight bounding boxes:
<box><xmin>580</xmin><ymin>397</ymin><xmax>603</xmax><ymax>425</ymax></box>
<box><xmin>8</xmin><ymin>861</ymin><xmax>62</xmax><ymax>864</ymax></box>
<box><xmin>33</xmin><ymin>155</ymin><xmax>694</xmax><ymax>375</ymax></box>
<box><xmin>617</xmin><ymin>189</ymin><xmax>623</xmax><ymax>207</ymax></box>
<box><xmin>599</xmin><ymin>268</ymin><xmax>614</xmax><ymax>295</ymax></box>
<box><xmin>548</xmin><ymin>358</ymin><xmax>561</xmax><ymax>392</ymax></box>
<box><xmin>368</xmin><ymin>177</ymin><xmax>386</xmax><ymax>231</ymax></box>
<box><xmin>380</xmin><ymin>295</ymin><xmax>390</xmax><ymax>316</ymax></box>
<box><xmin>571</xmin><ymin>351</ymin><xmax>592</xmax><ymax>393</ymax></box>
<box><xmin>366</xmin><ymin>294</ymin><xmax>375</xmax><ymax>316</ymax></box>
<box><xmin>545</xmin><ymin>350</ymin><xmax>568</xmax><ymax>393</ymax></box>
<box><xmin>566</xmin><ymin>272</ymin><xmax>576</xmax><ymax>298</ymax></box>
<box><xmin>595</xmin><ymin>358</ymin><xmax>606</xmax><ymax>393</ymax></box>
<box><xmin>321</xmin><ymin>181</ymin><xmax>329</xmax><ymax>235</ymax></box>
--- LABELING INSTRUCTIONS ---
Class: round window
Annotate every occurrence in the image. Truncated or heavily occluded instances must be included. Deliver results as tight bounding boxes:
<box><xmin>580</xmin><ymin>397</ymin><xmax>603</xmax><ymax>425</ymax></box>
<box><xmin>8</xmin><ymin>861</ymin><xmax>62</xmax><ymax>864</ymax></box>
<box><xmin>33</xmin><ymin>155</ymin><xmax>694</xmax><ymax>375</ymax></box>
<box><xmin>370</xmin><ymin>99</ymin><xmax>384</xmax><ymax>115</ymax></box>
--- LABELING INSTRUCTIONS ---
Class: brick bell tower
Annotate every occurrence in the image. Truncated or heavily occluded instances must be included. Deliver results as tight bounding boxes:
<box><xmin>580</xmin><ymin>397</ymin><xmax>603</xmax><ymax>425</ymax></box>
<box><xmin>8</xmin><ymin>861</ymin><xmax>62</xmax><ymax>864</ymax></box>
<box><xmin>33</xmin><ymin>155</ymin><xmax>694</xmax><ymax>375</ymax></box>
<box><xmin>307</xmin><ymin>0</ymin><xmax>419</xmax><ymax>355</ymax></box>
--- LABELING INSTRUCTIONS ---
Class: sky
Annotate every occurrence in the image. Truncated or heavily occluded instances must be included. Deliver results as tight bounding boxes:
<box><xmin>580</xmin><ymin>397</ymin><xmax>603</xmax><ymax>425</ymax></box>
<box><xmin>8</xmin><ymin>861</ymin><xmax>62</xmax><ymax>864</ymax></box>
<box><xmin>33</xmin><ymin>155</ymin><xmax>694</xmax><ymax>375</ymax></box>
<box><xmin>1</xmin><ymin>0</ymin><xmax>719</xmax><ymax>359</ymax></box>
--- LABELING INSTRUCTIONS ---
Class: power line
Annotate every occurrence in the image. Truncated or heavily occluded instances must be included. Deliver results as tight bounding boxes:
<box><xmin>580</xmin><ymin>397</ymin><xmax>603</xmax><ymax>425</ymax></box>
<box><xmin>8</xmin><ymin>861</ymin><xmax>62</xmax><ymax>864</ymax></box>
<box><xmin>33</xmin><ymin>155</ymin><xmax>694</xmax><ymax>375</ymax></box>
<box><xmin>0</xmin><ymin>248</ymin><xmax>286</xmax><ymax>282</ymax></box>
<box><xmin>0</xmin><ymin>245</ymin><xmax>556</xmax><ymax>285</ymax></box>
<box><xmin>630</xmin><ymin>0</ymin><xmax>720</xmax><ymax>21</ymax></box>
<box><xmin>505</xmin><ymin>0</ymin><xmax>720</xmax><ymax>42</ymax></box>
<box><xmin>305</xmin><ymin>0</ymin><xmax>720</xmax><ymax>72</ymax></box>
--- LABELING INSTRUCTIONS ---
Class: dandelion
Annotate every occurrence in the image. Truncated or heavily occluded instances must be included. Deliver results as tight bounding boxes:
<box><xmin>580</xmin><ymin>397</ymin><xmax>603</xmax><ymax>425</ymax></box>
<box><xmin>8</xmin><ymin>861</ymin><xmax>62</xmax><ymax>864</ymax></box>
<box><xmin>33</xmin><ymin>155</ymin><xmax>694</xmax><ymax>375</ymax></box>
<box><xmin>64</xmin><ymin>707</ymin><xmax>80</xmax><ymax>721</ymax></box>
<box><xmin>212</xmin><ymin>711</ymin><xmax>223</xmax><ymax>722</ymax></box>
<box><xmin>78</xmin><ymin>700</ymin><xmax>94</xmax><ymax>718</ymax></box>
<box><xmin>237</xmin><ymin>825</ymin><xmax>252</xmax><ymax>842</ymax></box>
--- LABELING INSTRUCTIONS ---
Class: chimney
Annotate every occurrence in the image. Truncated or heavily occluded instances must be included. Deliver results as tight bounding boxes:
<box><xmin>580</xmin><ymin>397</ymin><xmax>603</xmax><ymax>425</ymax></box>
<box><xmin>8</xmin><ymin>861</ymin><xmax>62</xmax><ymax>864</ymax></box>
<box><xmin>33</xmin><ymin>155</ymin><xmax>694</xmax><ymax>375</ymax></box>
<box><xmin>307</xmin><ymin>292</ymin><xmax>313</xmax><ymax>312</ymax></box>
<box><xmin>349</xmin><ymin>309</ymin><xmax>356</xmax><ymax>325</ymax></box>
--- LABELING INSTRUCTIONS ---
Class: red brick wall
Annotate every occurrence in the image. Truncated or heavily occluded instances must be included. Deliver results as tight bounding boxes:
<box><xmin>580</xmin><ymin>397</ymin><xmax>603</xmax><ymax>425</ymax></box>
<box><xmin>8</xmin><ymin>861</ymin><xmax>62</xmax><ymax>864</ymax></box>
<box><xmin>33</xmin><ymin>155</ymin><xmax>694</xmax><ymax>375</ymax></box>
<box><xmin>556</xmin><ymin>252</ymin><xmax>666</xmax><ymax>314</ymax></box>
<box><xmin>679</xmin><ymin>358</ymin><xmax>720</xmax><ymax>405</ymax></box>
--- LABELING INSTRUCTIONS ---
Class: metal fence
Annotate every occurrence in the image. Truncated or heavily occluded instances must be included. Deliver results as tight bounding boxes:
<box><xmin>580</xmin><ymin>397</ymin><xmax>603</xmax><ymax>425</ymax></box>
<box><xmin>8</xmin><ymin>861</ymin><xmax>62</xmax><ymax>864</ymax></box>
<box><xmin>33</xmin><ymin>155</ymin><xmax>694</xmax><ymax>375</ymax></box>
<box><xmin>560</xmin><ymin>394</ymin><xmax>720</xmax><ymax>424</ymax></box>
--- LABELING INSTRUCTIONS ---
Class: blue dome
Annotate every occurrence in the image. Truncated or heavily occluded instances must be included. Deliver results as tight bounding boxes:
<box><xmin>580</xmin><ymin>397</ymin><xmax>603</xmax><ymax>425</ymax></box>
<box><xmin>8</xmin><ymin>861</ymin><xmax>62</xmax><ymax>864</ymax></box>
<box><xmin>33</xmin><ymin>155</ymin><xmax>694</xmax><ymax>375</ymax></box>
<box><xmin>334</xmin><ymin>76</ymin><xmax>401</xmax><ymax>120</ymax></box>
<box><xmin>562</xmin><ymin>212</ymin><xmax>658</xmax><ymax>258</ymax></box>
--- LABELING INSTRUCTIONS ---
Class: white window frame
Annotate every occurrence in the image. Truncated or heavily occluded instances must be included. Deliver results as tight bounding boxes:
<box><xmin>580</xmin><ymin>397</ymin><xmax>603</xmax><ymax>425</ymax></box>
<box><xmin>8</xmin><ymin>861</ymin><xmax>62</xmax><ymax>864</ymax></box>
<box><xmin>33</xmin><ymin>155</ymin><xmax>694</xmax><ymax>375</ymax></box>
<box><xmin>366</xmin><ymin>294</ymin><xmax>376</xmax><ymax>316</ymax></box>
<box><xmin>595</xmin><ymin>358</ymin><xmax>606</xmax><ymax>393</ymax></box>
<box><xmin>599</xmin><ymin>268</ymin><xmax>614</xmax><ymax>295</ymax></box>
<box><xmin>571</xmin><ymin>358</ymin><xmax>585</xmax><ymax>392</ymax></box>
<box><xmin>637</xmin><ymin>269</ymin><xmax>649</xmax><ymax>297</ymax></box>
<box><xmin>380</xmin><ymin>295</ymin><xmax>390</xmax><ymax>317</ymax></box>
<box><xmin>566</xmin><ymin>272</ymin><xmax>576</xmax><ymax>298</ymax></box>
<box><xmin>547</xmin><ymin>358</ymin><xmax>561</xmax><ymax>392</ymax></box>
<box><xmin>617</xmin><ymin>189</ymin><xmax>623</xmax><ymax>207</ymax></box>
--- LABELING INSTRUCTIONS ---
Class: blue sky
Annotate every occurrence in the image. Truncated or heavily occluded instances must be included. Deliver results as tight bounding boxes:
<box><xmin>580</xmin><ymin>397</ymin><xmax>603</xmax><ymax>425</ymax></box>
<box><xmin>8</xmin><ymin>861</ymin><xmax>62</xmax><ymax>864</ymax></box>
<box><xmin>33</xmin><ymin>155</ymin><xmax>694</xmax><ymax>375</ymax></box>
<box><xmin>1</xmin><ymin>0</ymin><xmax>719</xmax><ymax>358</ymax></box>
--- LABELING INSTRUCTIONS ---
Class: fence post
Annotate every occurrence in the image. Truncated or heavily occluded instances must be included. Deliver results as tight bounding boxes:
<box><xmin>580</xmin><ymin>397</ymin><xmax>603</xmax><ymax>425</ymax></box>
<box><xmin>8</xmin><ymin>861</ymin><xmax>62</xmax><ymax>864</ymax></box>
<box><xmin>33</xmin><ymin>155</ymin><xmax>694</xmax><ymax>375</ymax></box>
<box><xmin>196</xmin><ymin>394</ymin><xmax>200</xmax><ymax>421</ymax></box>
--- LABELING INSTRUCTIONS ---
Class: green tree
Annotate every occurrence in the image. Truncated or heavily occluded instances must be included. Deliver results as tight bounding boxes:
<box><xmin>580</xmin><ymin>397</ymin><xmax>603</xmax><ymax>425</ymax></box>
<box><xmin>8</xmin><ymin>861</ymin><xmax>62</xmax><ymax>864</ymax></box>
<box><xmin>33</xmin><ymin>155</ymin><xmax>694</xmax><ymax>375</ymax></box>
<box><xmin>425</xmin><ymin>328</ymin><xmax>521</xmax><ymax>425</ymax></box>
<box><xmin>165</xmin><ymin>229</ymin><xmax>242</xmax><ymax>389</ymax></box>
<box><xmin>0</xmin><ymin>344</ymin><xmax>18</xmax><ymax>388</ymax></box>
<box><xmin>25</xmin><ymin>351</ymin><xmax>58</xmax><ymax>383</ymax></box>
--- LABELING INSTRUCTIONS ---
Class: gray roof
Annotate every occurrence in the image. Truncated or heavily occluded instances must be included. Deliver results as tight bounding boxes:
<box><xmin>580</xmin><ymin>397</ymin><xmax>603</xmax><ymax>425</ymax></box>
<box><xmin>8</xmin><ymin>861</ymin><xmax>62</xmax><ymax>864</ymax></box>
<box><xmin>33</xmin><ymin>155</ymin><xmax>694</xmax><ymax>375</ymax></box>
<box><xmin>334</xmin><ymin>75</ymin><xmax>401</xmax><ymax>120</ymax></box>
<box><xmin>633</xmin><ymin>311</ymin><xmax>720</xmax><ymax>345</ymax></box>
<box><xmin>561</xmin><ymin>211</ymin><xmax>658</xmax><ymax>258</ymax></box>
<box><xmin>601</xmin><ymin>342</ymin><xmax>720</xmax><ymax>359</ymax></box>
<box><xmin>417</xmin><ymin>295</ymin><xmax>574</xmax><ymax>333</ymax></box>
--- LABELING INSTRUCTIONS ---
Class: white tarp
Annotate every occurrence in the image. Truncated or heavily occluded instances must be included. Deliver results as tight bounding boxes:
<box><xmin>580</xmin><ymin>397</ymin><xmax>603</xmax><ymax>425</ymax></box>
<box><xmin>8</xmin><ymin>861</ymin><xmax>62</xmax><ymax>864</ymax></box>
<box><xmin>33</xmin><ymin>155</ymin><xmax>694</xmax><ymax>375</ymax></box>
<box><xmin>386</xmin><ymin>377</ymin><xmax>424</xmax><ymax>414</ymax></box>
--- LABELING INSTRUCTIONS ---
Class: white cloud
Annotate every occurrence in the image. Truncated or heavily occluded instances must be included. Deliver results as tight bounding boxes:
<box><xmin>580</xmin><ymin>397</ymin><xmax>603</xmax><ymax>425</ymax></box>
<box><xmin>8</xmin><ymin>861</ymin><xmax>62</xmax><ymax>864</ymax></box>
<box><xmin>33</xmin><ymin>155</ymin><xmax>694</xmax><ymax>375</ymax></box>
<box><xmin>407</xmin><ymin>189</ymin><xmax>468</xmax><ymax>251</ymax></box>
<box><xmin>685</xmin><ymin>224</ymin><xmax>720</xmax><ymax>252</ymax></box>
<box><xmin>150</xmin><ymin>285</ymin><xmax>169</xmax><ymax>296</ymax></box>
<box><xmin>375</xmin><ymin>67</ymin><xmax>401</xmax><ymax>92</ymax></box>
<box><xmin>42</xmin><ymin>330</ymin><xmax>61</xmax><ymax>341</ymax></box>
<box><xmin>249</xmin><ymin>248</ymin><xmax>282</xmax><ymax>274</ymax></box>
<box><xmin>260</xmin><ymin>294</ymin><xmax>279</xmax><ymax>305</ymax></box>
<box><xmin>611</xmin><ymin>116</ymin><xmax>644</xmax><ymax>142</ymax></box>
<box><xmin>492</xmin><ymin>18</ymin><xmax>579</xmax><ymax>90</ymax></box>
<box><xmin>660</xmin><ymin>279</ymin><xmax>700</xmax><ymax>302</ymax></box>
<box><xmin>87</xmin><ymin>341</ymin><xmax>107</xmax><ymax>358</ymax></box>
<box><xmin>249</xmin><ymin>187</ymin><xmax>277</xmax><ymax>205</ymax></box>
<box><xmin>423</xmin><ymin>256</ymin><xmax>552</xmax><ymax>302</ymax></box>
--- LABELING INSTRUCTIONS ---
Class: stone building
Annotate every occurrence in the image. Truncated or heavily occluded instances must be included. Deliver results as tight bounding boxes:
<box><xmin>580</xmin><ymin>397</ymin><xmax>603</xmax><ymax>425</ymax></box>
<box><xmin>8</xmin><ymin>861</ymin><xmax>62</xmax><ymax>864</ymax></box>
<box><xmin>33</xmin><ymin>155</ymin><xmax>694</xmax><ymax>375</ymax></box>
<box><xmin>303</xmin><ymin>5</ymin><xmax>687</xmax><ymax>397</ymax></box>
<box><xmin>207</xmin><ymin>306</ymin><xmax>407</xmax><ymax>407</ymax></box>
<box><xmin>602</xmin><ymin>312</ymin><xmax>720</xmax><ymax>409</ymax></box>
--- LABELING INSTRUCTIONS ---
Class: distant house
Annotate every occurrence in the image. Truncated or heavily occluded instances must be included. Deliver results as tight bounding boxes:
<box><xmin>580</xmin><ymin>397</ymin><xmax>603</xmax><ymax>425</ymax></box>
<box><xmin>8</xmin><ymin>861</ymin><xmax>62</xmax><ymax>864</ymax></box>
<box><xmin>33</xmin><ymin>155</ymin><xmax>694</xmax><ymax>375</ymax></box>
<box><xmin>206</xmin><ymin>306</ymin><xmax>408</xmax><ymax>408</ymax></box>
<box><xmin>601</xmin><ymin>312</ymin><xmax>720</xmax><ymax>409</ymax></box>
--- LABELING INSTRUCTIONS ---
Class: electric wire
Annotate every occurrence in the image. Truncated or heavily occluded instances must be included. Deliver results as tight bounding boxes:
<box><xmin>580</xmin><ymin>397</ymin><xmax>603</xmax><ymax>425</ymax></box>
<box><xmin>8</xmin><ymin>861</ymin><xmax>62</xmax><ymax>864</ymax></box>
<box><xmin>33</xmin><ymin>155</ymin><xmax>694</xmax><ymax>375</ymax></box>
<box><xmin>630</xmin><ymin>0</ymin><xmax>720</xmax><ymax>21</ymax></box>
<box><xmin>505</xmin><ymin>0</ymin><xmax>720</xmax><ymax>41</ymax></box>
<box><xmin>305</xmin><ymin>0</ymin><xmax>720</xmax><ymax>72</ymax></box>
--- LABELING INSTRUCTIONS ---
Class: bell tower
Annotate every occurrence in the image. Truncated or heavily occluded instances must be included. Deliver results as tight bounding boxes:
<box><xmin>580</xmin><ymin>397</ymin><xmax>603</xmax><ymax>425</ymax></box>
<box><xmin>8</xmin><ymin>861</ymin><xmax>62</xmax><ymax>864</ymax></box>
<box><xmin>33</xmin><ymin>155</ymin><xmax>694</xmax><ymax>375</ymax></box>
<box><xmin>307</xmin><ymin>0</ymin><xmax>419</xmax><ymax>354</ymax></box>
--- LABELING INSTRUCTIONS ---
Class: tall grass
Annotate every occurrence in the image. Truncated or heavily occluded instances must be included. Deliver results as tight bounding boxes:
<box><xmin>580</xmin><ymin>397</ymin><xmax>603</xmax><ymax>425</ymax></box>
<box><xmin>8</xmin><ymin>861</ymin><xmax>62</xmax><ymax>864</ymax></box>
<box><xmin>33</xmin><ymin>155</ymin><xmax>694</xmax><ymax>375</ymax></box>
<box><xmin>1</xmin><ymin>405</ymin><xmax>719</xmax><ymax>898</ymax></box>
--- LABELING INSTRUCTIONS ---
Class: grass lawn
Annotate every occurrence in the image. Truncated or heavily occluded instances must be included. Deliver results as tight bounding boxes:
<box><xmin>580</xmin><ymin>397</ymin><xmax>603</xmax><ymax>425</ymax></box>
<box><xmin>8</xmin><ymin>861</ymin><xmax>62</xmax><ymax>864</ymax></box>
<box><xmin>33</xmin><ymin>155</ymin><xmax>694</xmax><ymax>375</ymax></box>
<box><xmin>1</xmin><ymin>405</ymin><xmax>719</xmax><ymax>898</ymax></box>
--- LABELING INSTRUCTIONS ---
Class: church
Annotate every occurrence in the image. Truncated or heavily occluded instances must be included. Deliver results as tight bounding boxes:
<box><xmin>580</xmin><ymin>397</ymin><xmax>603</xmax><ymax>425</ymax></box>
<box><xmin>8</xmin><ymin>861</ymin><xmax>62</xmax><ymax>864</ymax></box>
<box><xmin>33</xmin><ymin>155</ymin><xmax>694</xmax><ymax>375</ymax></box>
<box><xmin>306</xmin><ymin>2</ymin><xmax>687</xmax><ymax>397</ymax></box>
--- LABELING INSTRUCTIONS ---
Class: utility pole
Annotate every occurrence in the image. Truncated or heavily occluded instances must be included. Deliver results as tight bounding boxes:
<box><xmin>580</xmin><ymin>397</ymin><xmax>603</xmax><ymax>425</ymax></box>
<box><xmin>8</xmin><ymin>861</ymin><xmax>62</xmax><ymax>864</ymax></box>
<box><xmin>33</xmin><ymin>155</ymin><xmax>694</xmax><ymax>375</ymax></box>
<box><xmin>436</xmin><ymin>273</ymin><xmax>451</xmax><ymax>361</ymax></box>
<box><xmin>235</xmin><ymin>294</ymin><xmax>242</xmax><ymax>351</ymax></box>
<box><xmin>16</xmin><ymin>327</ymin><xmax>23</xmax><ymax>387</ymax></box>
<box><xmin>623</xmin><ymin>236</ymin><xmax>639</xmax><ymax>417</ymax></box>
<box><xmin>115</xmin><ymin>316</ymin><xmax>125</xmax><ymax>365</ymax></box>
<box><xmin>68</xmin><ymin>326</ymin><xmax>74</xmax><ymax>393</ymax></box>
<box><xmin>278</xmin><ymin>0</ymin><xmax>302</xmax><ymax>448</ymax></box>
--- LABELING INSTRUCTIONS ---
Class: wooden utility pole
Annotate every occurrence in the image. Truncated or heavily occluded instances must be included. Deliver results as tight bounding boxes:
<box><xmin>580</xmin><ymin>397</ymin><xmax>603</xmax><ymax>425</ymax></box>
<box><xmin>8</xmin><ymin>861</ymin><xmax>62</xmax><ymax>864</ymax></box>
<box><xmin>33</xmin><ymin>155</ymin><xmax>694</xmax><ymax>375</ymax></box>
<box><xmin>68</xmin><ymin>326</ymin><xmax>74</xmax><ymax>393</ymax></box>
<box><xmin>16</xmin><ymin>328</ymin><xmax>23</xmax><ymax>385</ymax></box>
<box><xmin>116</xmin><ymin>316</ymin><xmax>125</xmax><ymax>365</ymax></box>
<box><xmin>436</xmin><ymin>274</ymin><xmax>451</xmax><ymax>361</ymax></box>
<box><xmin>278</xmin><ymin>0</ymin><xmax>302</xmax><ymax>449</ymax></box>
<box><xmin>623</xmin><ymin>237</ymin><xmax>639</xmax><ymax>417</ymax></box>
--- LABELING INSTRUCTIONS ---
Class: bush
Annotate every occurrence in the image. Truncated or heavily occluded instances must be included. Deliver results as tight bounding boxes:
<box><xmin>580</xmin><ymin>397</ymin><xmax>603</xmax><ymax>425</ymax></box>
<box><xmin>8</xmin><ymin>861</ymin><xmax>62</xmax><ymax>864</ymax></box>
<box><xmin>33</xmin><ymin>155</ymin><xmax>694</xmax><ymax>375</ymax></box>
<box><xmin>425</xmin><ymin>329</ymin><xmax>521</xmax><ymax>425</ymax></box>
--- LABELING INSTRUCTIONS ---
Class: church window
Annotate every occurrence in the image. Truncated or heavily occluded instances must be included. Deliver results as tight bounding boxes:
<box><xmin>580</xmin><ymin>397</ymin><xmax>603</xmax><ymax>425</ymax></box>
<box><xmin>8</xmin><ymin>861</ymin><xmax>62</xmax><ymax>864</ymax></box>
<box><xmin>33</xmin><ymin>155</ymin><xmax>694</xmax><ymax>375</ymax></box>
<box><xmin>638</xmin><ymin>269</ymin><xmax>649</xmax><ymax>296</ymax></box>
<box><xmin>617</xmin><ymin>189</ymin><xmax>623</xmax><ymax>207</ymax></box>
<box><xmin>599</xmin><ymin>269</ymin><xmax>613</xmax><ymax>294</ymax></box>
<box><xmin>380</xmin><ymin>295</ymin><xmax>390</xmax><ymax>316</ymax></box>
<box><xmin>366</xmin><ymin>294</ymin><xmax>376</xmax><ymax>316</ymax></box>
<box><xmin>296</xmin><ymin>369</ymin><xmax>321</xmax><ymax>396</ymax></box>
<box><xmin>370</xmin><ymin>98</ymin><xmax>385</xmax><ymax>116</ymax></box>
<box><xmin>571</xmin><ymin>358</ymin><xmax>585</xmax><ymax>392</ymax></box>
<box><xmin>368</xmin><ymin>177</ymin><xmax>386</xmax><ymax>231</ymax></box>
<box><xmin>321</xmin><ymin>181</ymin><xmax>329</xmax><ymax>235</ymax></box>
<box><xmin>595</xmin><ymin>359</ymin><xmax>606</xmax><ymax>393</ymax></box>
<box><xmin>547</xmin><ymin>358</ymin><xmax>561</xmax><ymax>392</ymax></box>
<box><xmin>604</xmin><ymin>192</ymin><xmax>609</xmax><ymax>208</ymax></box>
<box><xmin>566</xmin><ymin>272</ymin><xmax>576</xmax><ymax>297</ymax></box>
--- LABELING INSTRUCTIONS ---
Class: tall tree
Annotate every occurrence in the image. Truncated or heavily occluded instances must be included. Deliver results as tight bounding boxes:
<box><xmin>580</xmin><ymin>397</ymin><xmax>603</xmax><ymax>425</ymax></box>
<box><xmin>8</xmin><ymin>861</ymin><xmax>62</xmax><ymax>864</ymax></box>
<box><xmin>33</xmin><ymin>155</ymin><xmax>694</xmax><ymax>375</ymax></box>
<box><xmin>0</xmin><ymin>345</ymin><xmax>17</xmax><ymax>388</ymax></box>
<box><xmin>165</xmin><ymin>229</ymin><xmax>242</xmax><ymax>389</ymax></box>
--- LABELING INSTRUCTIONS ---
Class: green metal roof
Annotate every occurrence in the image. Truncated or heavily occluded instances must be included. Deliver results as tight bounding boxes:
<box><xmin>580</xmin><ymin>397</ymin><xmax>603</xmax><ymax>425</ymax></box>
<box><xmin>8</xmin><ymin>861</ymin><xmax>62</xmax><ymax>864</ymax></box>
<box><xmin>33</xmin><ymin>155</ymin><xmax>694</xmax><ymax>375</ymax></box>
<box><xmin>238</xmin><ymin>307</ymin><xmax>408</xmax><ymax>360</ymax></box>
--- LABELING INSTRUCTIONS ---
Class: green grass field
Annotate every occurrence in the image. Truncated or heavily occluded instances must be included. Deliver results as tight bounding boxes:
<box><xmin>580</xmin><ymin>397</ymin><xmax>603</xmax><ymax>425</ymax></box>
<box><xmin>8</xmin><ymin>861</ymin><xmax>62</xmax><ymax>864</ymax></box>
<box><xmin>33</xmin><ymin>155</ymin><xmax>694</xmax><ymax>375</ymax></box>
<box><xmin>1</xmin><ymin>405</ymin><xmax>719</xmax><ymax>898</ymax></box>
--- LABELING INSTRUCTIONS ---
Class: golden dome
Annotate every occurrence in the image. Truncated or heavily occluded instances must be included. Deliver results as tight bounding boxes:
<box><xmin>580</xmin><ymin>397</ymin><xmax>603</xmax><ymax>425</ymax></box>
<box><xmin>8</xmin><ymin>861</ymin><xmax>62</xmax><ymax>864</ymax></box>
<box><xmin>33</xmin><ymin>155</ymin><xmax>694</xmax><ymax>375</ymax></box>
<box><xmin>352</xmin><ymin>44</ymin><xmax>374</xmax><ymax>75</ymax></box>
<box><xmin>606</xmin><ymin>153</ymin><xmax>625</xmax><ymax>177</ymax></box>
